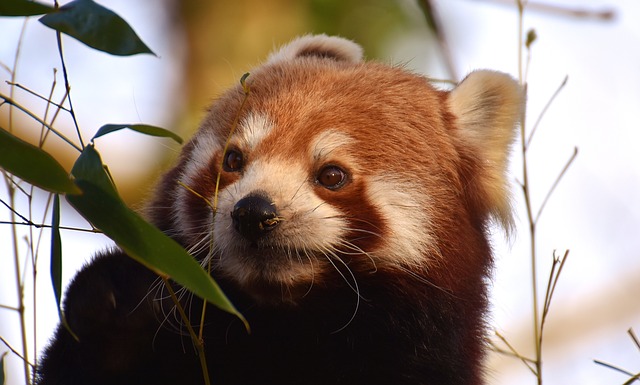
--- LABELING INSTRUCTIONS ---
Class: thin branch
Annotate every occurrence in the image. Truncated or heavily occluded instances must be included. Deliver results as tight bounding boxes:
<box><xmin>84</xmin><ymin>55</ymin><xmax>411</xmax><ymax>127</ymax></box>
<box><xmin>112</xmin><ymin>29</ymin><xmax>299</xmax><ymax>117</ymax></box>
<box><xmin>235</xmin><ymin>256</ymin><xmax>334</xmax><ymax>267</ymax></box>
<box><xmin>526</xmin><ymin>76</ymin><xmax>568</xmax><ymax>149</ymax></box>
<box><xmin>623</xmin><ymin>373</ymin><xmax>640</xmax><ymax>385</ymax></box>
<box><xmin>542</xmin><ymin>250</ymin><xmax>569</xmax><ymax>319</ymax></box>
<box><xmin>0</xmin><ymin>93</ymin><xmax>82</xmax><ymax>152</ymax></box>
<box><xmin>629</xmin><ymin>328</ymin><xmax>640</xmax><ymax>352</ymax></box>
<box><xmin>0</xmin><ymin>336</ymin><xmax>34</xmax><ymax>369</ymax></box>
<box><xmin>0</xmin><ymin>61</ymin><xmax>11</xmax><ymax>75</ymax></box>
<box><xmin>539</xmin><ymin>250</ymin><xmax>569</xmax><ymax>353</ymax></box>
<box><xmin>0</xmin><ymin>197</ymin><xmax>32</xmax><ymax>225</ymax></box>
<box><xmin>418</xmin><ymin>0</ymin><xmax>458</xmax><ymax>81</ymax></box>
<box><xmin>482</xmin><ymin>0</ymin><xmax>616</xmax><ymax>20</ymax></box>
<box><xmin>2</xmin><ymin>170</ymin><xmax>32</xmax><ymax>198</ymax></box>
<box><xmin>534</xmin><ymin>147</ymin><xmax>578</xmax><ymax>224</ymax></box>
<box><xmin>8</xmin><ymin>18</ymin><xmax>29</xmax><ymax>132</ymax></box>
<box><xmin>5</xmin><ymin>81</ymin><xmax>70</xmax><ymax>114</ymax></box>
<box><xmin>0</xmin><ymin>304</ymin><xmax>21</xmax><ymax>312</ymax></box>
<box><xmin>0</xmin><ymin>220</ymin><xmax>102</xmax><ymax>234</ymax></box>
<box><xmin>593</xmin><ymin>360</ymin><xmax>635</xmax><ymax>377</ymax></box>
<box><xmin>493</xmin><ymin>331</ymin><xmax>538</xmax><ymax>375</ymax></box>
<box><xmin>55</xmin><ymin>31</ymin><xmax>85</xmax><ymax>150</ymax></box>
<box><xmin>42</xmin><ymin>74</ymin><xmax>70</xmax><ymax>146</ymax></box>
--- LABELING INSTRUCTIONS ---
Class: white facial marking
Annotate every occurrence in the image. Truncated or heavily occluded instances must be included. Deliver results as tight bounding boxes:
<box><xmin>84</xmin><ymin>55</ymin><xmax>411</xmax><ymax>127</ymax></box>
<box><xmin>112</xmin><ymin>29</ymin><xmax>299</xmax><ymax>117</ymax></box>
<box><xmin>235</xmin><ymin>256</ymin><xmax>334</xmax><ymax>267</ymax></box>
<box><xmin>211</xmin><ymin>157</ymin><xmax>349</xmax><ymax>288</ymax></box>
<box><xmin>238</xmin><ymin>113</ymin><xmax>274</xmax><ymax>151</ymax></box>
<box><xmin>366</xmin><ymin>176</ymin><xmax>438</xmax><ymax>268</ymax></box>
<box><xmin>173</xmin><ymin>130</ymin><xmax>222</xmax><ymax>244</ymax></box>
<box><xmin>310</xmin><ymin>129</ymin><xmax>354</xmax><ymax>164</ymax></box>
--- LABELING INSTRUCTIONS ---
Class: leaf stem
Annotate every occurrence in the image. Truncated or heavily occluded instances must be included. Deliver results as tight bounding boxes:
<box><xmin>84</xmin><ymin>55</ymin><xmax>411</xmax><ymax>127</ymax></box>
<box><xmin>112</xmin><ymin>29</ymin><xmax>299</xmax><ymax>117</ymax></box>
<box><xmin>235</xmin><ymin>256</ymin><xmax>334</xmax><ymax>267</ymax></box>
<box><xmin>161</xmin><ymin>277</ymin><xmax>211</xmax><ymax>385</ymax></box>
<box><xmin>54</xmin><ymin>31</ymin><xmax>85</xmax><ymax>150</ymax></box>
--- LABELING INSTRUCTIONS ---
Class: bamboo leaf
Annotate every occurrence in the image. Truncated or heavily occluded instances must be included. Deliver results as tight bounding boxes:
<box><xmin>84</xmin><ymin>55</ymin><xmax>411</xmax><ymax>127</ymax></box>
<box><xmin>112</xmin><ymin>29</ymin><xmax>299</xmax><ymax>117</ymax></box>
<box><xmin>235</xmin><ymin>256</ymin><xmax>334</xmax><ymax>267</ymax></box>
<box><xmin>0</xmin><ymin>352</ymin><xmax>6</xmax><ymax>385</ymax></box>
<box><xmin>50</xmin><ymin>195</ymin><xmax>63</xmax><ymax>313</ymax></box>
<box><xmin>67</xmin><ymin>145</ymin><xmax>246</xmax><ymax>327</ymax></box>
<box><xmin>70</xmin><ymin>143</ymin><xmax>117</xmax><ymax>197</ymax></box>
<box><xmin>0</xmin><ymin>127</ymin><xmax>81</xmax><ymax>195</ymax></box>
<box><xmin>49</xmin><ymin>195</ymin><xmax>80</xmax><ymax>340</ymax></box>
<box><xmin>0</xmin><ymin>0</ymin><xmax>53</xmax><ymax>16</ymax></box>
<box><xmin>39</xmin><ymin>0</ymin><xmax>155</xmax><ymax>56</ymax></box>
<box><xmin>93</xmin><ymin>124</ymin><xmax>183</xmax><ymax>144</ymax></box>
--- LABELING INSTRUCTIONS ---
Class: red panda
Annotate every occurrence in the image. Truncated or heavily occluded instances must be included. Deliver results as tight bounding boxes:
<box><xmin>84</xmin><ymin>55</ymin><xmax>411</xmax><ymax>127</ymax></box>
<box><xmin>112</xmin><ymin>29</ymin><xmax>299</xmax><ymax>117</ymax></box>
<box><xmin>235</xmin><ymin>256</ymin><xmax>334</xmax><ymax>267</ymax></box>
<box><xmin>37</xmin><ymin>35</ymin><xmax>524</xmax><ymax>385</ymax></box>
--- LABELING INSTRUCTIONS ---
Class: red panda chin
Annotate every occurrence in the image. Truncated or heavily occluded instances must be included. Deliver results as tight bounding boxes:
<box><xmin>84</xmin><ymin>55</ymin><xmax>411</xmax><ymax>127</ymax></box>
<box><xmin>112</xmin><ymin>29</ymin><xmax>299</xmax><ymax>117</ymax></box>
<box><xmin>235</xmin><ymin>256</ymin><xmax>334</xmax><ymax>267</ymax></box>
<box><xmin>212</xmin><ymin>242</ymin><xmax>322</xmax><ymax>305</ymax></box>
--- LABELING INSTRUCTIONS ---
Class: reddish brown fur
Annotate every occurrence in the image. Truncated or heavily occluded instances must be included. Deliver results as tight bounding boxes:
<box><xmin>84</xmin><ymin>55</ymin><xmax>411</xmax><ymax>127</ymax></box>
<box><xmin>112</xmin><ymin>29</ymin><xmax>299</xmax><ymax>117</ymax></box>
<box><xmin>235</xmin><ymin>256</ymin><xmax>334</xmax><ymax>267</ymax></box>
<box><xmin>38</xmin><ymin>35</ymin><xmax>521</xmax><ymax>385</ymax></box>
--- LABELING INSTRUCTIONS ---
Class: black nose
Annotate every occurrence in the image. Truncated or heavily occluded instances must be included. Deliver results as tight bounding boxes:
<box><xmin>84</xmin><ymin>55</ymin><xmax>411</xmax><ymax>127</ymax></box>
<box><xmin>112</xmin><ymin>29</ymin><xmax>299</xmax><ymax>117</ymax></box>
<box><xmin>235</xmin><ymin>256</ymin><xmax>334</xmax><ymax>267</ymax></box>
<box><xmin>231</xmin><ymin>192</ymin><xmax>280</xmax><ymax>243</ymax></box>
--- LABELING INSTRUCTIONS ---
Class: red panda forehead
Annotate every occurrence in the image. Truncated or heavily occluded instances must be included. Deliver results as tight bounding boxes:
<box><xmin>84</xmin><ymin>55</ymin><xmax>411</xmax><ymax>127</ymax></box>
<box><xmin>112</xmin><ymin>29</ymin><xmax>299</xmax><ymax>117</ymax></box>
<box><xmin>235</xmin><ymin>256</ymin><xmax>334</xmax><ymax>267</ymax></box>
<box><xmin>228</xmin><ymin>61</ymin><xmax>455</xmax><ymax>172</ymax></box>
<box><xmin>227</xmin><ymin>112</ymin><xmax>357</xmax><ymax>172</ymax></box>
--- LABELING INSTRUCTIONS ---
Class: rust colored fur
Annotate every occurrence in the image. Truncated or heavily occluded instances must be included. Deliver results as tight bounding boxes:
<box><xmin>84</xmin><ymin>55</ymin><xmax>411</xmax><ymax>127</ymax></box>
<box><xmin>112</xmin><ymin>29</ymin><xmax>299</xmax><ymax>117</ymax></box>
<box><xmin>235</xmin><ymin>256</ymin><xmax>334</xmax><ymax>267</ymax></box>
<box><xmin>38</xmin><ymin>35</ymin><xmax>523</xmax><ymax>385</ymax></box>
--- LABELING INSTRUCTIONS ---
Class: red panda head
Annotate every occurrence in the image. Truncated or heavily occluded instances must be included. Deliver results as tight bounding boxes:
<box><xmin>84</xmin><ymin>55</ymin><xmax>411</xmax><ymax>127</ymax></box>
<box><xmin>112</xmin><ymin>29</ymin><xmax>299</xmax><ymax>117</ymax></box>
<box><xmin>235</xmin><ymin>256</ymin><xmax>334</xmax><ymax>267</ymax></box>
<box><xmin>150</xmin><ymin>35</ymin><xmax>524</xmax><ymax>304</ymax></box>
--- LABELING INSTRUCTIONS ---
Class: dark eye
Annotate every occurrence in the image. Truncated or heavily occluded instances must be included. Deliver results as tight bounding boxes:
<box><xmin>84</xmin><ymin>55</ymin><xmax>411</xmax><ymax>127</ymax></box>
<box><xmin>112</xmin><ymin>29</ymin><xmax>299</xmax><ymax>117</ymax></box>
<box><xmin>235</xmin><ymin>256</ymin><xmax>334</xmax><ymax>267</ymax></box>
<box><xmin>317</xmin><ymin>165</ymin><xmax>347</xmax><ymax>190</ymax></box>
<box><xmin>223</xmin><ymin>149</ymin><xmax>243</xmax><ymax>172</ymax></box>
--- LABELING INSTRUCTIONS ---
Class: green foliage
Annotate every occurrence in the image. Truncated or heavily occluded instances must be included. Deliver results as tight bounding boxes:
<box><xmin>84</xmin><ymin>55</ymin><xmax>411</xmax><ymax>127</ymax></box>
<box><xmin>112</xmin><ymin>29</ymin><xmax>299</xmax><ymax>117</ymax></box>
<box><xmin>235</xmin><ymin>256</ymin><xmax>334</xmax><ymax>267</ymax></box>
<box><xmin>0</xmin><ymin>128</ymin><xmax>80</xmax><ymax>195</ymax></box>
<box><xmin>39</xmin><ymin>0</ymin><xmax>155</xmax><ymax>56</ymax></box>
<box><xmin>0</xmin><ymin>0</ymin><xmax>53</xmax><ymax>16</ymax></box>
<box><xmin>308</xmin><ymin>0</ymin><xmax>406</xmax><ymax>58</ymax></box>
<box><xmin>0</xmin><ymin>352</ymin><xmax>6</xmax><ymax>385</ymax></box>
<box><xmin>94</xmin><ymin>124</ymin><xmax>183</xmax><ymax>144</ymax></box>
<box><xmin>67</xmin><ymin>144</ymin><xmax>245</xmax><ymax>325</ymax></box>
<box><xmin>1</xmin><ymin>3</ymin><xmax>247</xmax><ymax>384</ymax></box>
<box><xmin>50</xmin><ymin>195</ymin><xmax>63</xmax><ymax>312</ymax></box>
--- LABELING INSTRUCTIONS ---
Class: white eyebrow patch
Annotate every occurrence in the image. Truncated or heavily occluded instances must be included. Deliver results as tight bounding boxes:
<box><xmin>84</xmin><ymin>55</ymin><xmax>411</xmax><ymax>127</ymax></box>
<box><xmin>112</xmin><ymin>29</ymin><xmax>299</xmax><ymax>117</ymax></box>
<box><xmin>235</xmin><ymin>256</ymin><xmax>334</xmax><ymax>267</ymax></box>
<box><xmin>310</xmin><ymin>129</ymin><xmax>354</xmax><ymax>163</ymax></box>
<box><xmin>239</xmin><ymin>113</ymin><xmax>275</xmax><ymax>150</ymax></box>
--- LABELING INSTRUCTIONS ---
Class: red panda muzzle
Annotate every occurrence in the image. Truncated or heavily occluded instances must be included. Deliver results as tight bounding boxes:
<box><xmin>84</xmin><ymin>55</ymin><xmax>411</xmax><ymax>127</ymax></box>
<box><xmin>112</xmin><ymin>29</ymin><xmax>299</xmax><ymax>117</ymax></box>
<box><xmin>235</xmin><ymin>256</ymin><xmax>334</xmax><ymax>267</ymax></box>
<box><xmin>231</xmin><ymin>192</ymin><xmax>280</xmax><ymax>243</ymax></box>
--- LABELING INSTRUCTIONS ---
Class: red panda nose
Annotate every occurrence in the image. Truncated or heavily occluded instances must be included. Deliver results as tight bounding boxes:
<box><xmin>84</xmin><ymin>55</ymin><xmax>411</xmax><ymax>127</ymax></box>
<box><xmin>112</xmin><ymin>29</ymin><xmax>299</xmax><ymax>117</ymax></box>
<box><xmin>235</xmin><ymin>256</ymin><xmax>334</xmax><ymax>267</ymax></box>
<box><xmin>231</xmin><ymin>192</ymin><xmax>280</xmax><ymax>243</ymax></box>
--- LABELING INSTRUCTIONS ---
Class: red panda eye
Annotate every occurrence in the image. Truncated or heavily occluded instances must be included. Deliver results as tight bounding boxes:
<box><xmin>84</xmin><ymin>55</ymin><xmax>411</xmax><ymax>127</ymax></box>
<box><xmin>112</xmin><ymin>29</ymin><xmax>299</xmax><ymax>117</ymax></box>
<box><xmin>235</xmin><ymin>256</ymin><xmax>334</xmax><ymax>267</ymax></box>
<box><xmin>223</xmin><ymin>150</ymin><xmax>243</xmax><ymax>172</ymax></box>
<box><xmin>317</xmin><ymin>165</ymin><xmax>347</xmax><ymax>190</ymax></box>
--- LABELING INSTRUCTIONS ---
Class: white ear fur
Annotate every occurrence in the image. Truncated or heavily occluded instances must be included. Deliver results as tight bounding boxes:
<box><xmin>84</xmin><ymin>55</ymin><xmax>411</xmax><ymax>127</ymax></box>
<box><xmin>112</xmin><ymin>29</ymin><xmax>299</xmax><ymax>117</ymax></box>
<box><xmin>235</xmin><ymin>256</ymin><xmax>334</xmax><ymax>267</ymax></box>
<box><xmin>448</xmin><ymin>70</ymin><xmax>525</xmax><ymax>230</ymax></box>
<box><xmin>267</xmin><ymin>34</ymin><xmax>364</xmax><ymax>65</ymax></box>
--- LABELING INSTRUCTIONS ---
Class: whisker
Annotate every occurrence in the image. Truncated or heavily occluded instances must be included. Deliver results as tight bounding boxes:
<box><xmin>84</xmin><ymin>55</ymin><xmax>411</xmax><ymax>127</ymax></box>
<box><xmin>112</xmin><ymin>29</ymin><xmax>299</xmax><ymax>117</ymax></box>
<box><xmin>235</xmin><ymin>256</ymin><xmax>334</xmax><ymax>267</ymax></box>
<box><xmin>321</xmin><ymin>246</ymin><xmax>361</xmax><ymax>333</ymax></box>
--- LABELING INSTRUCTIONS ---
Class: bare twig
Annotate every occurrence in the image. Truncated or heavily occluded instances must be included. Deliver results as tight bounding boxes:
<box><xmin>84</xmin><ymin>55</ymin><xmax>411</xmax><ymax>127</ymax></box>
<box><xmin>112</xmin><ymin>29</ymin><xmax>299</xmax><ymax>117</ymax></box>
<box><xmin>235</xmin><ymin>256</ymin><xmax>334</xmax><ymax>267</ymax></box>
<box><xmin>0</xmin><ymin>93</ymin><xmax>82</xmax><ymax>152</ymax></box>
<box><xmin>526</xmin><ymin>76</ymin><xmax>568</xmax><ymax>149</ymax></box>
<box><xmin>417</xmin><ymin>0</ymin><xmax>458</xmax><ymax>81</ymax></box>
<box><xmin>593</xmin><ymin>360</ymin><xmax>635</xmax><ymax>377</ymax></box>
<box><xmin>482</xmin><ymin>0</ymin><xmax>616</xmax><ymax>20</ymax></box>
<box><xmin>54</xmin><ymin>31</ymin><xmax>85</xmax><ymax>150</ymax></box>
<box><xmin>0</xmin><ymin>336</ymin><xmax>34</xmax><ymax>369</ymax></box>
<box><xmin>493</xmin><ymin>332</ymin><xmax>538</xmax><ymax>375</ymax></box>
<box><xmin>534</xmin><ymin>147</ymin><xmax>578</xmax><ymax>224</ymax></box>
<box><xmin>0</xmin><ymin>220</ymin><xmax>101</xmax><ymax>234</ymax></box>
<box><xmin>629</xmin><ymin>328</ymin><xmax>640</xmax><ymax>351</ymax></box>
<box><xmin>5</xmin><ymin>81</ymin><xmax>71</xmax><ymax>114</ymax></box>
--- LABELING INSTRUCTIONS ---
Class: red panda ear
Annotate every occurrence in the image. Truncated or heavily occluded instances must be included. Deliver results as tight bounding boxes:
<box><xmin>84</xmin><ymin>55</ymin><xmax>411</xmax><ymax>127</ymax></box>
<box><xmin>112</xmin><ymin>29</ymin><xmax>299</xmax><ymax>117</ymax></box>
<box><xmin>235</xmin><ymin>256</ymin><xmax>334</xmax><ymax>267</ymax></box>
<box><xmin>448</xmin><ymin>70</ymin><xmax>525</xmax><ymax>231</ymax></box>
<box><xmin>267</xmin><ymin>34</ymin><xmax>364</xmax><ymax>65</ymax></box>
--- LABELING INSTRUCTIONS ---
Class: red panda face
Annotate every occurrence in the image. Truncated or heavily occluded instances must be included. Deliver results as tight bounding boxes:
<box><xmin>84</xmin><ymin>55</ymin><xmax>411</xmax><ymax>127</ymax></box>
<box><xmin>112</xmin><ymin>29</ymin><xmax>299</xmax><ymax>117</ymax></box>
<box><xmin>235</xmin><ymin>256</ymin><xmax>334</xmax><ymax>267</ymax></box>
<box><xmin>159</xmin><ymin>35</ymin><xmax>524</xmax><ymax>304</ymax></box>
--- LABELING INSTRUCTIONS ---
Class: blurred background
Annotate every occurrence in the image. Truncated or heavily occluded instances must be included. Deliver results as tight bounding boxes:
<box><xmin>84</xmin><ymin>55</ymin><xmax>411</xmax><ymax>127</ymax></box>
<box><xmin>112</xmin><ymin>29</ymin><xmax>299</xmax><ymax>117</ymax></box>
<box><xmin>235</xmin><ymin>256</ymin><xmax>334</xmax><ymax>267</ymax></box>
<box><xmin>1</xmin><ymin>0</ymin><xmax>639</xmax><ymax>384</ymax></box>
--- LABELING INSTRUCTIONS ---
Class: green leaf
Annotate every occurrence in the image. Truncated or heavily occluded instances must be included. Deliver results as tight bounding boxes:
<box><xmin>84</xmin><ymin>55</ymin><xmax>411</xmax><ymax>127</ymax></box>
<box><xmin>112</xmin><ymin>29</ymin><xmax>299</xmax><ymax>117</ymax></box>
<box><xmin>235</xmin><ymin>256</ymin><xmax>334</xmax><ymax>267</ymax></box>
<box><xmin>0</xmin><ymin>0</ymin><xmax>53</xmax><ymax>16</ymax></box>
<box><xmin>93</xmin><ymin>124</ymin><xmax>183</xmax><ymax>144</ymax></box>
<box><xmin>70</xmin><ymin>143</ymin><xmax>117</xmax><ymax>197</ymax></box>
<box><xmin>39</xmin><ymin>0</ymin><xmax>155</xmax><ymax>56</ymax></box>
<box><xmin>50</xmin><ymin>194</ymin><xmax>63</xmax><ymax>313</ymax></box>
<box><xmin>67</xmin><ymin>145</ymin><xmax>246</xmax><ymax>327</ymax></box>
<box><xmin>0</xmin><ymin>127</ymin><xmax>81</xmax><ymax>195</ymax></box>
<box><xmin>0</xmin><ymin>352</ymin><xmax>6</xmax><ymax>385</ymax></box>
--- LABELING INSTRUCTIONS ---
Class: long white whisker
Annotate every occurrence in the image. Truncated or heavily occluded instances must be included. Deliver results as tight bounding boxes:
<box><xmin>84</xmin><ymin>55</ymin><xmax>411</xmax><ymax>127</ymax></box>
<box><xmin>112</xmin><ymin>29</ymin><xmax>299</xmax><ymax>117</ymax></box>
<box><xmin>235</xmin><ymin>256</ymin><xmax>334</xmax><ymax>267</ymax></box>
<box><xmin>321</xmin><ymin>246</ymin><xmax>361</xmax><ymax>333</ymax></box>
